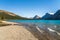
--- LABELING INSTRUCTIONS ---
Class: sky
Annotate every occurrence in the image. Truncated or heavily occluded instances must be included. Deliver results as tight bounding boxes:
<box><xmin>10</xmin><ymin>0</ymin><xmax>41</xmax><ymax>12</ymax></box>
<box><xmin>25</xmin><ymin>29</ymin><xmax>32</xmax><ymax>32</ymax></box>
<box><xmin>0</xmin><ymin>0</ymin><xmax>60</xmax><ymax>18</ymax></box>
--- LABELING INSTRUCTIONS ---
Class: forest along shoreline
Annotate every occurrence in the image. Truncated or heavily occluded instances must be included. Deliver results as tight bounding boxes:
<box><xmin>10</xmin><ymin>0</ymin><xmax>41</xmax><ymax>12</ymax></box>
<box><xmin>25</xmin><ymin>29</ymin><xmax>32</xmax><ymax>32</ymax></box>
<box><xmin>0</xmin><ymin>21</ymin><xmax>60</xmax><ymax>40</ymax></box>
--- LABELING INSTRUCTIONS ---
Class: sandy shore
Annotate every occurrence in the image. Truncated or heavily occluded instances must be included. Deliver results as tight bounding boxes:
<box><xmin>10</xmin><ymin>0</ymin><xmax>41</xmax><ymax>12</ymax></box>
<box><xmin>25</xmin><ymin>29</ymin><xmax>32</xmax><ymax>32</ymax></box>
<box><xmin>0</xmin><ymin>21</ymin><xmax>60</xmax><ymax>40</ymax></box>
<box><xmin>0</xmin><ymin>25</ymin><xmax>38</xmax><ymax>40</ymax></box>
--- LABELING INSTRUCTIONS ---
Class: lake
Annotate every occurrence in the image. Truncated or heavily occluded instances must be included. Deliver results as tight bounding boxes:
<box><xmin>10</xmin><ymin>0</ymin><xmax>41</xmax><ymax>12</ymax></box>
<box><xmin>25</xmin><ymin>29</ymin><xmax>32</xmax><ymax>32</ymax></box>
<box><xmin>8</xmin><ymin>20</ymin><xmax>60</xmax><ymax>32</ymax></box>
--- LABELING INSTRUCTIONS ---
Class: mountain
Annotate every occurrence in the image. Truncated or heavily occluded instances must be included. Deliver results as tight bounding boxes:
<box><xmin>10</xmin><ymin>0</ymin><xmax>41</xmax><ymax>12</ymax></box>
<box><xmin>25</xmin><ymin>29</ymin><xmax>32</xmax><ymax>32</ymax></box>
<box><xmin>53</xmin><ymin>10</ymin><xmax>60</xmax><ymax>20</ymax></box>
<box><xmin>33</xmin><ymin>15</ymin><xmax>40</xmax><ymax>19</ymax></box>
<box><xmin>0</xmin><ymin>10</ymin><xmax>28</xmax><ymax>20</ymax></box>
<box><xmin>41</xmin><ymin>10</ymin><xmax>60</xmax><ymax>20</ymax></box>
<box><xmin>41</xmin><ymin>13</ymin><xmax>53</xmax><ymax>20</ymax></box>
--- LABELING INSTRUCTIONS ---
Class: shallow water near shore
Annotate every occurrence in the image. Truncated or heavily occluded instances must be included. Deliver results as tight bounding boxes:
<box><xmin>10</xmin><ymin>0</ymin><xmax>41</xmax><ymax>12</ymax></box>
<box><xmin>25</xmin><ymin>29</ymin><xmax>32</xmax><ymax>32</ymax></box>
<box><xmin>8</xmin><ymin>20</ymin><xmax>60</xmax><ymax>32</ymax></box>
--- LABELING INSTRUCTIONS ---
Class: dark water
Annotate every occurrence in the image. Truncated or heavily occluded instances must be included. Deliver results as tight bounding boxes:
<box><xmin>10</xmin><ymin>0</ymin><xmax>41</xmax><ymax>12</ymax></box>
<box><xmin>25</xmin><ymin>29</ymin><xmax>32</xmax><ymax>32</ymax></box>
<box><xmin>8</xmin><ymin>20</ymin><xmax>60</xmax><ymax>32</ymax></box>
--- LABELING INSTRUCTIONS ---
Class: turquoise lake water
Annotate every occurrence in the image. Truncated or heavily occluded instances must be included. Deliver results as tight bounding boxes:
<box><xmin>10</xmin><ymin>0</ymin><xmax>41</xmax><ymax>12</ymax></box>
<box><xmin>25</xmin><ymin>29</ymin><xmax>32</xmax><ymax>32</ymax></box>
<box><xmin>8</xmin><ymin>20</ymin><xmax>60</xmax><ymax>25</ymax></box>
<box><xmin>8</xmin><ymin>20</ymin><xmax>60</xmax><ymax>32</ymax></box>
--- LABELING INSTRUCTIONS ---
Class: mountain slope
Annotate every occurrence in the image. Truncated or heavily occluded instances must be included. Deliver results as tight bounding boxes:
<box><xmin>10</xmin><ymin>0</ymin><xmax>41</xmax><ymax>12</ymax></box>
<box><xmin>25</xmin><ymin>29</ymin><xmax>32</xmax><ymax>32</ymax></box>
<box><xmin>41</xmin><ymin>13</ymin><xmax>53</xmax><ymax>20</ymax></box>
<box><xmin>0</xmin><ymin>10</ymin><xmax>28</xmax><ymax>20</ymax></box>
<box><xmin>53</xmin><ymin>10</ymin><xmax>60</xmax><ymax>20</ymax></box>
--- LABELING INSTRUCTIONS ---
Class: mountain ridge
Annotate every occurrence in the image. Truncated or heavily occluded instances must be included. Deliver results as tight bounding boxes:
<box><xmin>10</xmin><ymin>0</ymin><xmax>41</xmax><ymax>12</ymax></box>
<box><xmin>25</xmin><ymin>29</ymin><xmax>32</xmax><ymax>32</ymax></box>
<box><xmin>41</xmin><ymin>10</ymin><xmax>60</xmax><ymax>20</ymax></box>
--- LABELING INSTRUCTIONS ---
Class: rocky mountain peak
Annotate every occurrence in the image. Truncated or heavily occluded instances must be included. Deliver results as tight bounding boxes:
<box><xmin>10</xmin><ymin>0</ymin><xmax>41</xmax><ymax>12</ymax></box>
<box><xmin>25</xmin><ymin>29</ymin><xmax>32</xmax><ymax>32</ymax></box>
<box><xmin>33</xmin><ymin>15</ymin><xmax>40</xmax><ymax>19</ymax></box>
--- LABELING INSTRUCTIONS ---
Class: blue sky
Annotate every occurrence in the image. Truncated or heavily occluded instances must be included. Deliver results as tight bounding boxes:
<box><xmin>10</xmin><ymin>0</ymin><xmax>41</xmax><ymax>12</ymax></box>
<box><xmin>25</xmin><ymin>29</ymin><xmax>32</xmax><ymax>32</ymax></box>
<box><xmin>0</xmin><ymin>0</ymin><xmax>60</xmax><ymax>18</ymax></box>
